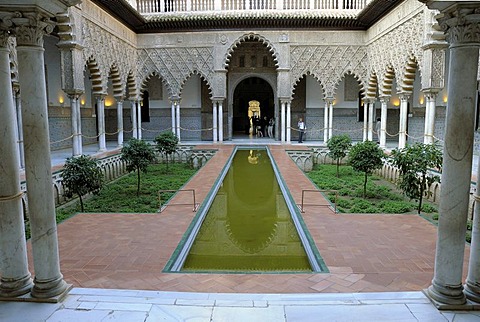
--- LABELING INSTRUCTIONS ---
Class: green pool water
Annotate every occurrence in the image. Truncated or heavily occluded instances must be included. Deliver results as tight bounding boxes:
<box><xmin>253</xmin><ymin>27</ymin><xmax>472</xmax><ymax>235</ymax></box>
<box><xmin>182</xmin><ymin>149</ymin><xmax>312</xmax><ymax>272</ymax></box>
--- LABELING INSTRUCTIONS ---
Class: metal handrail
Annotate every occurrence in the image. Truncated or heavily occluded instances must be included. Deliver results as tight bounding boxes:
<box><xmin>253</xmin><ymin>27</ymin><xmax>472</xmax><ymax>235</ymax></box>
<box><xmin>298</xmin><ymin>189</ymin><xmax>338</xmax><ymax>214</ymax></box>
<box><xmin>158</xmin><ymin>189</ymin><xmax>199</xmax><ymax>213</ymax></box>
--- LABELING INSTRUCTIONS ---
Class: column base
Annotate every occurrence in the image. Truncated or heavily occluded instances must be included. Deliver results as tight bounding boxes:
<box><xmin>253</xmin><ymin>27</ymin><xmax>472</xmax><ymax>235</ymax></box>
<box><xmin>0</xmin><ymin>274</ymin><xmax>33</xmax><ymax>298</ymax></box>
<box><xmin>464</xmin><ymin>283</ymin><xmax>480</xmax><ymax>303</ymax></box>
<box><xmin>425</xmin><ymin>284</ymin><xmax>466</xmax><ymax>308</ymax></box>
<box><xmin>31</xmin><ymin>276</ymin><xmax>70</xmax><ymax>300</ymax></box>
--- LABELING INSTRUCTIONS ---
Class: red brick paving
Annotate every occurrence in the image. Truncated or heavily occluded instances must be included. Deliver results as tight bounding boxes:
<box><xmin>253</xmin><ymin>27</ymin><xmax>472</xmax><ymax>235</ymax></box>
<box><xmin>31</xmin><ymin>144</ymin><xmax>471</xmax><ymax>293</ymax></box>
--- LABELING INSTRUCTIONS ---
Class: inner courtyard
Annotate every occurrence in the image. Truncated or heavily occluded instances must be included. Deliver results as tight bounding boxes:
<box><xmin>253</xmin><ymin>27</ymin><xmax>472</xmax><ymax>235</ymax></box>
<box><xmin>2</xmin><ymin>0</ymin><xmax>480</xmax><ymax>320</ymax></box>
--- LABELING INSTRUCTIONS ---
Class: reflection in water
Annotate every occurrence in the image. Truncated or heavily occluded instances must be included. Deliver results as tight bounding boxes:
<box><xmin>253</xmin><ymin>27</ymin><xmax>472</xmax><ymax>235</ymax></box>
<box><xmin>182</xmin><ymin>149</ymin><xmax>311</xmax><ymax>272</ymax></box>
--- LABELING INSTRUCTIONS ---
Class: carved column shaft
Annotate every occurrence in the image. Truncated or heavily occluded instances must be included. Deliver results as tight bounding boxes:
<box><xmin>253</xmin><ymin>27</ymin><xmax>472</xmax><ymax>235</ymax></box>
<box><xmin>96</xmin><ymin>95</ymin><xmax>106</xmax><ymax>151</ymax></box>
<box><xmin>218</xmin><ymin>100</ymin><xmax>223</xmax><ymax>142</ymax></box>
<box><xmin>137</xmin><ymin>101</ymin><xmax>143</xmax><ymax>140</ymax></box>
<box><xmin>0</xmin><ymin>33</ymin><xmax>33</xmax><ymax>298</ymax></box>
<box><xmin>323</xmin><ymin>101</ymin><xmax>328</xmax><ymax>144</ymax></box>
<box><xmin>426</xmin><ymin>7</ymin><xmax>480</xmax><ymax>306</ymax></box>
<box><xmin>362</xmin><ymin>101</ymin><xmax>368</xmax><ymax>142</ymax></box>
<box><xmin>213</xmin><ymin>100</ymin><xmax>218</xmax><ymax>142</ymax></box>
<box><xmin>379</xmin><ymin>97</ymin><xmax>389</xmax><ymax>148</ymax></box>
<box><xmin>328</xmin><ymin>99</ymin><xmax>333</xmax><ymax>140</ymax></box>
<box><xmin>14</xmin><ymin>13</ymin><xmax>69</xmax><ymax>298</ymax></box>
<box><xmin>367</xmin><ymin>101</ymin><xmax>374</xmax><ymax>141</ymax></box>
<box><xmin>132</xmin><ymin>100</ymin><xmax>138</xmax><ymax>139</ymax></box>
<box><xmin>116</xmin><ymin>98</ymin><xmax>124</xmax><ymax>147</ymax></box>
<box><xmin>286</xmin><ymin>101</ymin><xmax>291</xmax><ymax>143</ymax></box>
<box><xmin>398</xmin><ymin>94</ymin><xmax>409</xmax><ymax>149</ymax></box>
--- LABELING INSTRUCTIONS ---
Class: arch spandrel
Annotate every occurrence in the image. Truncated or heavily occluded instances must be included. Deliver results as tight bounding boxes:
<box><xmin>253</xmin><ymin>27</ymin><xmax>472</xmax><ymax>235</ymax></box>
<box><xmin>139</xmin><ymin>72</ymin><xmax>172</xmax><ymax>101</ymax></box>
<box><xmin>290</xmin><ymin>45</ymin><xmax>368</xmax><ymax>98</ymax></box>
<box><xmin>136</xmin><ymin>47</ymin><xmax>214</xmax><ymax>98</ymax></box>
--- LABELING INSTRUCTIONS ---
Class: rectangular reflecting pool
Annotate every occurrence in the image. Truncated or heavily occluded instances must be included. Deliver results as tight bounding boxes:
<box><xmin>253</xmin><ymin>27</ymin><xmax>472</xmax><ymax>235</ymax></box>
<box><xmin>165</xmin><ymin>147</ymin><xmax>327</xmax><ymax>273</ymax></box>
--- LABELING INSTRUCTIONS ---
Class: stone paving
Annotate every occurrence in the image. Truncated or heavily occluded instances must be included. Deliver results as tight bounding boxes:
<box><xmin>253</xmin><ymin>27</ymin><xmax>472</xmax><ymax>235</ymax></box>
<box><xmin>26</xmin><ymin>144</ymin><xmax>470</xmax><ymax>294</ymax></box>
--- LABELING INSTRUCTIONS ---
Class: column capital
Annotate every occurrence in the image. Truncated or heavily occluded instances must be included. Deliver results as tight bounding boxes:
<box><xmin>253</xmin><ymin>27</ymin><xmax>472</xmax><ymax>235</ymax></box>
<box><xmin>437</xmin><ymin>7</ymin><xmax>480</xmax><ymax>47</ymax></box>
<box><xmin>66</xmin><ymin>90</ymin><xmax>83</xmax><ymax>100</ymax></box>
<box><xmin>279</xmin><ymin>98</ymin><xmax>292</xmax><ymax>104</ymax></box>
<box><xmin>399</xmin><ymin>93</ymin><xmax>411</xmax><ymax>101</ymax></box>
<box><xmin>379</xmin><ymin>96</ymin><xmax>390</xmax><ymax>104</ymax></box>
<box><xmin>212</xmin><ymin>98</ymin><xmax>225</xmax><ymax>104</ymax></box>
<box><xmin>12</xmin><ymin>12</ymin><xmax>55</xmax><ymax>47</ymax></box>
<box><xmin>0</xmin><ymin>12</ymin><xmax>20</xmax><ymax>47</ymax></box>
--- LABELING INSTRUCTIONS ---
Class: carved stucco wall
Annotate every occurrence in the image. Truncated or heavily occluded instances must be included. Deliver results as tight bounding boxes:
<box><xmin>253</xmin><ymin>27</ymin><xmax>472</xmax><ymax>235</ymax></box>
<box><xmin>290</xmin><ymin>45</ymin><xmax>368</xmax><ymax>99</ymax></box>
<box><xmin>136</xmin><ymin>47</ymin><xmax>215</xmax><ymax>99</ymax></box>
<box><xmin>80</xmin><ymin>0</ymin><xmax>138</xmax><ymax>95</ymax></box>
<box><xmin>367</xmin><ymin>1</ymin><xmax>426</xmax><ymax>94</ymax></box>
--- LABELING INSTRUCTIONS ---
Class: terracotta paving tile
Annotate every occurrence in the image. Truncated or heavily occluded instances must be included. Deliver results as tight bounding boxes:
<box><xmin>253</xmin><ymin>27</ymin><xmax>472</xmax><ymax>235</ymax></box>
<box><xmin>27</xmin><ymin>144</ymin><xmax>472</xmax><ymax>294</ymax></box>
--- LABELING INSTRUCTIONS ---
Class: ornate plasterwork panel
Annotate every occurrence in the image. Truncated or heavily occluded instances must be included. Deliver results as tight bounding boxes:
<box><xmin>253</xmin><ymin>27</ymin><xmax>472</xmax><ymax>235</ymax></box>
<box><xmin>137</xmin><ymin>47</ymin><xmax>214</xmax><ymax>98</ymax></box>
<box><xmin>81</xmin><ymin>18</ymin><xmax>137</xmax><ymax>94</ymax></box>
<box><xmin>290</xmin><ymin>45</ymin><xmax>368</xmax><ymax>98</ymax></box>
<box><xmin>368</xmin><ymin>12</ymin><xmax>424</xmax><ymax>93</ymax></box>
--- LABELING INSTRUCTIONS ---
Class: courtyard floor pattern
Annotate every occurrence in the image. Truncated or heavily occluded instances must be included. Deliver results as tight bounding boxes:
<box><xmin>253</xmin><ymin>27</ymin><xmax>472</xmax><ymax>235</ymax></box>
<box><xmin>28</xmin><ymin>144</ymin><xmax>469</xmax><ymax>295</ymax></box>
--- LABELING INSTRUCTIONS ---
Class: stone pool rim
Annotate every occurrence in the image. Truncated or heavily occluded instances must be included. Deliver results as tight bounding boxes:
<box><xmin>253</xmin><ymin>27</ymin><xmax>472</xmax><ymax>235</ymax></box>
<box><xmin>163</xmin><ymin>145</ymin><xmax>329</xmax><ymax>274</ymax></box>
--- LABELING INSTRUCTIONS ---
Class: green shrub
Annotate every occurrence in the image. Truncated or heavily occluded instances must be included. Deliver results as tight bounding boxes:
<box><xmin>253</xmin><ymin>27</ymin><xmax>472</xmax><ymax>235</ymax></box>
<box><xmin>431</xmin><ymin>213</ymin><xmax>439</xmax><ymax>221</ymax></box>
<box><xmin>378</xmin><ymin>201</ymin><xmax>413</xmax><ymax>213</ymax></box>
<box><xmin>421</xmin><ymin>203</ymin><xmax>437</xmax><ymax>213</ymax></box>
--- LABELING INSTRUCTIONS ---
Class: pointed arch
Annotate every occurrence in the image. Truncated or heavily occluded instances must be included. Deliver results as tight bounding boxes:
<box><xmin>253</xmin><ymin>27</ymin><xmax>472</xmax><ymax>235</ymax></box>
<box><xmin>332</xmin><ymin>71</ymin><xmax>365</xmax><ymax>100</ymax></box>
<box><xmin>223</xmin><ymin>33</ymin><xmax>280</xmax><ymax>70</ymax></box>
<box><xmin>180</xmin><ymin>70</ymin><xmax>213</xmax><ymax>99</ymax></box>
<box><xmin>291</xmin><ymin>72</ymin><xmax>326</xmax><ymax>99</ymax></box>
<box><xmin>139</xmin><ymin>71</ymin><xmax>172</xmax><ymax>99</ymax></box>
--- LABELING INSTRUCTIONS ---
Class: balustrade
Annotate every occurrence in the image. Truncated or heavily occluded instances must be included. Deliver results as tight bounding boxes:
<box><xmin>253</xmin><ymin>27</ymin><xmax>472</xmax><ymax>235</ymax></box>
<box><xmin>133</xmin><ymin>0</ymin><xmax>370</xmax><ymax>13</ymax></box>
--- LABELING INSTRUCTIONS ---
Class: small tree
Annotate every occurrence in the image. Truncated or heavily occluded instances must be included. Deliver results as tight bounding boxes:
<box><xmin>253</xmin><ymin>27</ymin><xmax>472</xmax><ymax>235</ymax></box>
<box><xmin>327</xmin><ymin>134</ymin><xmax>352</xmax><ymax>177</ymax></box>
<box><xmin>390</xmin><ymin>142</ymin><xmax>442</xmax><ymax>214</ymax></box>
<box><xmin>348</xmin><ymin>141</ymin><xmax>385</xmax><ymax>198</ymax></box>
<box><xmin>62</xmin><ymin>155</ymin><xmax>104</xmax><ymax>212</ymax></box>
<box><xmin>154</xmin><ymin>131</ymin><xmax>179</xmax><ymax>170</ymax></box>
<box><xmin>121</xmin><ymin>138</ymin><xmax>156</xmax><ymax>196</ymax></box>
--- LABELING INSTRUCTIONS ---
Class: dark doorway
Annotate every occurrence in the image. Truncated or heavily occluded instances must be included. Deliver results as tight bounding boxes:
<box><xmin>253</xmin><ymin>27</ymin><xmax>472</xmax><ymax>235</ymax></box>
<box><xmin>232</xmin><ymin>77</ymin><xmax>274</xmax><ymax>136</ymax></box>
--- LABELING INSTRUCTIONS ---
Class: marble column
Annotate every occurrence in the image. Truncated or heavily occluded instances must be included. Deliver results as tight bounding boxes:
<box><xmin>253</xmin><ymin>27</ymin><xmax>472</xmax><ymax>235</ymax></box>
<box><xmin>286</xmin><ymin>101</ymin><xmax>291</xmax><ymax>143</ymax></box>
<box><xmin>218</xmin><ymin>101</ymin><xmax>223</xmax><ymax>142</ymax></box>
<box><xmin>69</xmin><ymin>94</ymin><xmax>80</xmax><ymax>156</ymax></box>
<box><xmin>96</xmin><ymin>95</ymin><xmax>106</xmax><ymax>151</ymax></box>
<box><xmin>426</xmin><ymin>8</ymin><xmax>480</xmax><ymax>306</ymax></box>
<box><xmin>131</xmin><ymin>100</ymin><xmax>138</xmax><ymax>139</ymax></box>
<box><xmin>0</xmin><ymin>35</ymin><xmax>33</xmax><ymax>298</ymax></box>
<box><xmin>212</xmin><ymin>100</ymin><xmax>218</xmax><ymax>142</ymax></box>
<box><xmin>367</xmin><ymin>101</ymin><xmax>374</xmax><ymax>141</ymax></box>
<box><xmin>15</xmin><ymin>15</ymin><xmax>69</xmax><ymax>298</ymax></box>
<box><xmin>137</xmin><ymin>101</ymin><xmax>142</xmax><ymax>140</ymax></box>
<box><xmin>398</xmin><ymin>94</ymin><xmax>409</xmax><ymax>149</ymax></box>
<box><xmin>76</xmin><ymin>98</ymin><xmax>82</xmax><ymax>155</ymax></box>
<box><xmin>328</xmin><ymin>100</ymin><xmax>333</xmax><ymax>139</ymax></box>
<box><xmin>280</xmin><ymin>100</ymin><xmax>286</xmax><ymax>142</ymax></box>
<box><xmin>13</xmin><ymin>87</ymin><xmax>25</xmax><ymax>169</ymax></box>
<box><xmin>323</xmin><ymin>101</ymin><xmax>329</xmax><ymax>144</ymax></box>
<box><xmin>465</xmin><ymin>157</ymin><xmax>480</xmax><ymax>302</ymax></box>
<box><xmin>175</xmin><ymin>101</ymin><xmax>181</xmax><ymax>142</ymax></box>
<box><xmin>362</xmin><ymin>101</ymin><xmax>368</xmax><ymax>142</ymax></box>
<box><xmin>379</xmin><ymin>97</ymin><xmax>388</xmax><ymax>148</ymax></box>
<box><xmin>170</xmin><ymin>100</ymin><xmax>175</xmax><ymax>135</ymax></box>
<box><xmin>116</xmin><ymin>98</ymin><xmax>124</xmax><ymax>147</ymax></box>
<box><xmin>423</xmin><ymin>92</ymin><xmax>437</xmax><ymax>145</ymax></box>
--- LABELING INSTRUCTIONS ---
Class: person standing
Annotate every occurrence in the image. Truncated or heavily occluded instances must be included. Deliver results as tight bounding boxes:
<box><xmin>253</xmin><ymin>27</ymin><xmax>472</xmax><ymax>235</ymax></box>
<box><xmin>268</xmin><ymin>117</ymin><xmax>275</xmax><ymax>138</ymax></box>
<box><xmin>376</xmin><ymin>117</ymin><xmax>381</xmax><ymax>143</ymax></box>
<box><xmin>298</xmin><ymin>117</ymin><xmax>306</xmax><ymax>143</ymax></box>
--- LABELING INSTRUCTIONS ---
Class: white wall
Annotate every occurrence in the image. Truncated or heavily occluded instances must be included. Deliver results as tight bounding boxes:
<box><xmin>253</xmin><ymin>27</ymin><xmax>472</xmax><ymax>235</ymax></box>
<box><xmin>305</xmin><ymin>75</ymin><xmax>324</xmax><ymax>109</ymax></box>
